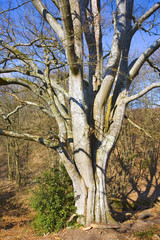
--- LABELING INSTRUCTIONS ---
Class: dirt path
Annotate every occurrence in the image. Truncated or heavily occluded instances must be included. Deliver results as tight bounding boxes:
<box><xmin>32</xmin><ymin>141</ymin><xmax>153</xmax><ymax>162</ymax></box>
<box><xmin>1</xmin><ymin>204</ymin><xmax>160</xmax><ymax>240</ymax></box>
<box><xmin>0</xmin><ymin>182</ymin><xmax>160</xmax><ymax>240</ymax></box>
<box><xmin>0</xmin><ymin>215</ymin><xmax>160</xmax><ymax>240</ymax></box>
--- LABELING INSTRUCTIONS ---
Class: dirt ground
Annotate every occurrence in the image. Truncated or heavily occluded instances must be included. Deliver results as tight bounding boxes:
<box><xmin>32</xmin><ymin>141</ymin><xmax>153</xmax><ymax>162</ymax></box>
<box><xmin>0</xmin><ymin>181</ymin><xmax>160</xmax><ymax>240</ymax></box>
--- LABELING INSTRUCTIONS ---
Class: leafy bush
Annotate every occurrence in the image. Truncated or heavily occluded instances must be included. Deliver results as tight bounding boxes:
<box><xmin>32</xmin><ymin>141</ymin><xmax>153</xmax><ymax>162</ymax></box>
<box><xmin>30</xmin><ymin>165</ymin><xmax>76</xmax><ymax>234</ymax></box>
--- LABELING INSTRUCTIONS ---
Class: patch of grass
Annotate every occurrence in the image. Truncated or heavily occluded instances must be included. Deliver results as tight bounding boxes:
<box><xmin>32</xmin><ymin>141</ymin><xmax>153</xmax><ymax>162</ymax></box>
<box><xmin>136</xmin><ymin>230</ymin><xmax>154</xmax><ymax>237</ymax></box>
<box><xmin>135</xmin><ymin>227</ymin><xmax>160</xmax><ymax>239</ymax></box>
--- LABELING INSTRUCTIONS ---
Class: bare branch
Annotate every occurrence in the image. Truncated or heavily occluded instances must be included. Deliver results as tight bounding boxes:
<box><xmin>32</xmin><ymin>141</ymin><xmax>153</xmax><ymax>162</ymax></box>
<box><xmin>0</xmin><ymin>104</ymin><xmax>23</xmax><ymax>125</ymax></box>
<box><xmin>32</xmin><ymin>0</ymin><xmax>64</xmax><ymax>41</ymax></box>
<box><xmin>0</xmin><ymin>103</ymin><xmax>26</xmax><ymax>126</ymax></box>
<box><xmin>141</xmin><ymin>25</ymin><xmax>154</xmax><ymax>33</ymax></box>
<box><xmin>0</xmin><ymin>75</ymin><xmax>69</xmax><ymax>100</ymax></box>
<box><xmin>80</xmin><ymin>0</ymin><xmax>95</xmax><ymax>55</ymax></box>
<box><xmin>128</xmin><ymin>38</ymin><xmax>160</xmax><ymax>81</ymax></box>
<box><xmin>147</xmin><ymin>59</ymin><xmax>160</xmax><ymax>73</ymax></box>
<box><xmin>0</xmin><ymin>1</ymin><xmax>31</xmax><ymax>15</ymax></box>
<box><xmin>0</xmin><ymin>41</ymin><xmax>69</xmax><ymax>100</ymax></box>
<box><xmin>0</xmin><ymin>77</ymin><xmax>39</xmax><ymax>90</ymax></box>
<box><xmin>0</xmin><ymin>56</ymin><xmax>17</xmax><ymax>65</ymax></box>
<box><xmin>58</xmin><ymin>0</ymin><xmax>78</xmax><ymax>73</ymax></box>
<box><xmin>125</xmin><ymin>82</ymin><xmax>160</xmax><ymax>103</ymax></box>
<box><xmin>94</xmin><ymin>0</ymin><xmax>129</xmax><ymax>137</ymax></box>
<box><xmin>131</xmin><ymin>2</ymin><xmax>160</xmax><ymax>35</ymax></box>
<box><xmin>124</xmin><ymin>115</ymin><xmax>153</xmax><ymax>138</ymax></box>
<box><xmin>0</xmin><ymin>39</ymin><xmax>43</xmax><ymax>77</ymax></box>
<box><xmin>5</xmin><ymin>105</ymin><xmax>24</xmax><ymax>120</ymax></box>
<box><xmin>70</xmin><ymin>0</ymin><xmax>83</xmax><ymax>60</ymax></box>
<box><xmin>51</xmin><ymin>0</ymin><xmax>60</xmax><ymax>10</ymax></box>
<box><xmin>0</xmin><ymin>129</ymin><xmax>59</xmax><ymax>149</ymax></box>
<box><xmin>22</xmin><ymin>101</ymin><xmax>55</xmax><ymax>117</ymax></box>
<box><xmin>0</xmin><ymin>77</ymin><xmax>50</xmax><ymax>104</ymax></box>
<box><xmin>14</xmin><ymin>38</ymin><xmax>42</xmax><ymax>47</ymax></box>
<box><xmin>103</xmin><ymin>52</ymin><xmax>110</xmax><ymax>60</ymax></box>
<box><xmin>0</xmin><ymin>67</ymin><xmax>42</xmax><ymax>78</ymax></box>
<box><xmin>5</xmin><ymin>92</ymin><xmax>55</xmax><ymax>119</ymax></box>
<box><xmin>0</xmin><ymin>107</ymin><xmax>11</xmax><ymax>125</ymax></box>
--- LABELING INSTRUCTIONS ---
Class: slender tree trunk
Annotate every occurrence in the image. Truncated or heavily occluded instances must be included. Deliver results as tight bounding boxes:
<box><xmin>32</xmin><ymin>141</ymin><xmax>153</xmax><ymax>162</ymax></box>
<box><xmin>7</xmin><ymin>140</ymin><xmax>13</xmax><ymax>181</ymax></box>
<box><xmin>23</xmin><ymin>142</ymin><xmax>29</xmax><ymax>185</ymax></box>
<box><xmin>15</xmin><ymin>154</ymin><xmax>21</xmax><ymax>186</ymax></box>
<box><xmin>15</xmin><ymin>141</ymin><xmax>21</xmax><ymax>186</ymax></box>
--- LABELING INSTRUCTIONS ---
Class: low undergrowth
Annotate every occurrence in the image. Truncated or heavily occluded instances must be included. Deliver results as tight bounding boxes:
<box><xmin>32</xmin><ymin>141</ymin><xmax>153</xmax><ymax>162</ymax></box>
<box><xmin>30</xmin><ymin>165</ymin><xmax>76</xmax><ymax>234</ymax></box>
<box><xmin>134</xmin><ymin>227</ymin><xmax>160</xmax><ymax>240</ymax></box>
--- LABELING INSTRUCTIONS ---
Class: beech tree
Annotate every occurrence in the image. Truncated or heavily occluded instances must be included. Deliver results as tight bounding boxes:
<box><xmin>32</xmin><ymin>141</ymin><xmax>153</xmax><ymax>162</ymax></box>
<box><xmin>0</xmin><ymin>0</ymin><xmax>160</xmax><ymax>225</ymax></box>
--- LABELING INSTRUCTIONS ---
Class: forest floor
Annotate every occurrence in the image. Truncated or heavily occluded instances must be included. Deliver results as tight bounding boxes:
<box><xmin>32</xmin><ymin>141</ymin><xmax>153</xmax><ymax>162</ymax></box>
<box><xmin>0</xmin><ymin>180</ymin><xmax>160</xmax><ymax>240</ymax></box>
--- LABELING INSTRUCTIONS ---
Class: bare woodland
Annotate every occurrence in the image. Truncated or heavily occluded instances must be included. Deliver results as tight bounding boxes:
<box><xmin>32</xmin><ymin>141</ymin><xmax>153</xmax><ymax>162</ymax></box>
<box><xmin>0</xmin><ymin>0</ymin><xmax>160</xmax><ymax>225</ymax></box>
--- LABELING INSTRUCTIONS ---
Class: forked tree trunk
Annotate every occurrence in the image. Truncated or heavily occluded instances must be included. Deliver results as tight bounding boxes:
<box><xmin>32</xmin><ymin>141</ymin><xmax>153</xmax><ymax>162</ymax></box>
<box><xmin>68</xmin><ymin>97</ymin><xmax>126</xmax><ymax>225</ymax></box>
<box><xmin>72</xmin><ymin>151</ymin><xmax>115</xmax><ymax>225</ymax></box>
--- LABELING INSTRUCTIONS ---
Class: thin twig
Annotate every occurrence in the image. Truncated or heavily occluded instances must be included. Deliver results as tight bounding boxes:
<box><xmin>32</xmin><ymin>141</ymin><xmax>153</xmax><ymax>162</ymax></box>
<box><xmin>147</xmin><ymin>59</ymin><xmax>160</xmax><ymax>73</ymax></box>
<box><xmin>124</xmin><ymin>115</ymin><xmax>153</xmax><ymax>139</ymax></box>
<box><xmin>0</xmin><ymin>1</ymin><xmax>31</xmax><ymax>15</ymax></box>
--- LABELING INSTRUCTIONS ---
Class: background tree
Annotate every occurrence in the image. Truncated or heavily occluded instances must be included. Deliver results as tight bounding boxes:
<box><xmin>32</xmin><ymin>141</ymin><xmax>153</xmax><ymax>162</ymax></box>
<box><xmin>107</xmin><ymin>107</ymin><xmax>160</xmax><ymax>215</ymax></box>
<box><xmin>0</xmin><ymin>0</ymin><xmax>160</xmax><ymax>225</ymax></box>
<box><xmin>0</xmin><ymin>86</ymin><xmax>58</xmax><ymax>184</ymax></box>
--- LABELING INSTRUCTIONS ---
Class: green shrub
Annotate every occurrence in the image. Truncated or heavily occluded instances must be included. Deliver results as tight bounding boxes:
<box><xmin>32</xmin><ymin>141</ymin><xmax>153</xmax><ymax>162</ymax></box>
<box><xmin>30</xmin><ymin>165</ymin><xmax>76</xmax><ymax>234</ymax></box>
<box><xmin>136</xmin><ymin>230</ymin><xmax>154</xmax><ymax>238</ymax></box>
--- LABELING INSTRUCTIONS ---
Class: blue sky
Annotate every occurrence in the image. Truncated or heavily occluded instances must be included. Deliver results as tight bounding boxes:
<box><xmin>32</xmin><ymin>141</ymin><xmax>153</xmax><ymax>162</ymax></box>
<box><xmin>0</xmin><ymin>0</ymin><xmax>159</xmax><ymax>58</ymax></box>
<box><xmin>0</xmin><ymin>0</ymin><xmax>159</xmax><ymax>106</ymax></box>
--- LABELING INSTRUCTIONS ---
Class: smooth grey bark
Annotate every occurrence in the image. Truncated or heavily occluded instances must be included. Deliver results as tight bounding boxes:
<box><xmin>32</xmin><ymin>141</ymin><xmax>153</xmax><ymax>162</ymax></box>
<box><xmin>0</xmin><ymin>0</ymin><xmax>160</xmax><ymax>225</ymax></box>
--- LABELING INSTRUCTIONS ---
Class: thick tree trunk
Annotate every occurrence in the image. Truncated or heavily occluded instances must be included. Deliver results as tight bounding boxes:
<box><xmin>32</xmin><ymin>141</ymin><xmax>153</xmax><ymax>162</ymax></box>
<box><xmin>70</xmin><ymin>95</ymin><xmax>127</xmax><ymax>225</ymax></box>
<box><xmin>73</xmin><ymin>165</ymin><xmax>116</xmax><ymax>225</ymax></box>
<box><xmin>69</xmin><ymin>70</ymin><xmax>96</xmax><ymax>225</ymax></box>
<box><xmin>95</xmin><ymin>171</ymin><xmax>108</xmax><ymax>223</ymax></box>
<box><xmin>71</xmin><ymin>143</ymin><xmax>113</xmax><ymax>225</ymax></box>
